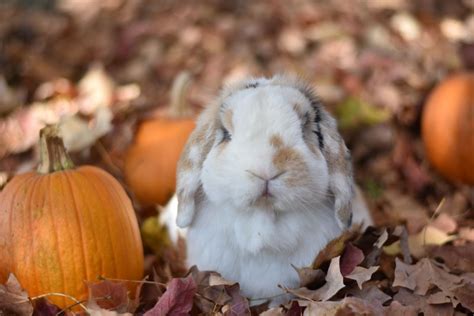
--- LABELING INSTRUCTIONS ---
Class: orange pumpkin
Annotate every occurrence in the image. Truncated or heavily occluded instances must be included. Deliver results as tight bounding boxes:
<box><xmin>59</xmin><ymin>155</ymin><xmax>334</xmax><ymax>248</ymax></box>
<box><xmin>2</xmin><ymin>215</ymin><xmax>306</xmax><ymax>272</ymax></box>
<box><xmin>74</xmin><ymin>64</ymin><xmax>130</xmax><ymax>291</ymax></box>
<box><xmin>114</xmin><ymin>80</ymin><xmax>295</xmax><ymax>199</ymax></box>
<box><xmin>0</xmin><ymin>126</ymin><xmax>144</xmax><ymax>308</ymax></box>
<box><xmin>421</xmin><ymin>72</ymin><xmax>474</xmax><ymax>184</ymax></box>
<box><xmin>124</xmin><ymin>72</ymin><xmax>196</xmax><ymax>206</ymax></box>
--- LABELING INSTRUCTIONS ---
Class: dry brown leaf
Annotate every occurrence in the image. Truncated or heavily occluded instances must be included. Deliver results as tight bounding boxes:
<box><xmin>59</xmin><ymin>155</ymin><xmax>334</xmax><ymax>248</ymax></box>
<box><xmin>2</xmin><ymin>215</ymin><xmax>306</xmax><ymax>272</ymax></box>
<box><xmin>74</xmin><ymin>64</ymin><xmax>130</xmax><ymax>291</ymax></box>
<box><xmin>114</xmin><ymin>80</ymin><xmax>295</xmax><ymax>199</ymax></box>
<box><xmin>0</xmin><ymin>274</ymin><xmax>33</xmax><ymax>316</ymax></box>
<box><xmin>285</xmin><ymin>256</ymin><xmax>345</xmax><ymax>302</ymax></box>
<box><xmin>77</xmin><ymin>63</ymin><xmax>115</xmax><ymax>114</ymax></box>
<box><xmin>345</xmin><ymin>266</ymin><xmax>379</xmax><ymax>289</ymax></box>
<box><xmin>393</xmin><ymin>288</ymin><xmax>455</xmax><ymax>316</ymax></box>
<box><xmin>87</xmin><ymin>279</ymin><xmax>130</xmax><ymax>312</ymax></box>
<box><xmin>302</xmin><ymin>297</ymin><xmax>383</xmax><ymax>316</ymax></box>
<box><xmin>346</xmin><ymin>283</ymin><xmax>392</xmax><ymax>306</ymax></box>
<box><xmin>431</xmin><ymin>213</ymin><xmax>458</xmax><ymax>234</ymax></box>
<box><xmin>428</xmin><ymin>243</ymin><xmax>474</xmax><ymax>273</ymax></box>
<box><xmin>339</xmin><ymin>243</ymin><xmax>364</xmax><ymax>276</ymax></box>
<box><xmin>459</xmin><ymin>228</ymin><xmax>474</xmax><ymax>241</ymax></box>
<box><xmin>292</xmin><ymin>265</ymin><xmax>325</xmax><ymax>288</ymax></box>
<box><xmin>385</xmin><ymin>225</ymin><xmax>457</xmax><ymax>258</ymax></box>
<box><xmin>88</xmin><ymin>307</ymin><xmax>133</xmax><ymax>316</ymax></box>
<box><xmin>383</xmin><ymin>300</ymin><xmax>418</xmax><ymax>316</ymax></box>
<box><xmin>408</xmin><ymin>226</ymin><xmax>457</xmax><ymax>258</ymax></box>
<box><xmin>312</xmin><ymin>228</ymin><xmax>360</xmax><ymax>269</ymax></box>
<box><xmin>393</xmin><ymin>257</ymin><xmax>474</xmax><ymax>311</ymax></box>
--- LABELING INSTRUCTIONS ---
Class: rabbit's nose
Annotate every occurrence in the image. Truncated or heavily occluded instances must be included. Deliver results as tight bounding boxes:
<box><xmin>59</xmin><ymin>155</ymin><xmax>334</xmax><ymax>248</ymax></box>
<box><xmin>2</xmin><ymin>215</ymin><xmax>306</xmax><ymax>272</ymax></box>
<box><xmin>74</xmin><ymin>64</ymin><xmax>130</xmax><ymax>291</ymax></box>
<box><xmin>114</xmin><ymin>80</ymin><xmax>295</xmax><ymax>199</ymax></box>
<box><xmin>245</xmin><ymin>170</ymin><xmax>286</xmax><ymax>181</ymax></box>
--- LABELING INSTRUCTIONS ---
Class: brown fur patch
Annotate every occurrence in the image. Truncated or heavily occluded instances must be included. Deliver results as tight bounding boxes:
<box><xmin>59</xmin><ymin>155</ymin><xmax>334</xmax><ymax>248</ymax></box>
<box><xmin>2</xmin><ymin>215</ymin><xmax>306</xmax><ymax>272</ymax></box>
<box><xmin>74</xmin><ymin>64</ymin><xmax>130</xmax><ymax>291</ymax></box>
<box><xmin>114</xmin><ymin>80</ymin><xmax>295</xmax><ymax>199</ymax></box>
<box><xmin>273</xmin><ymin>147</ymin><xmax>309</xmax><ymax>186</ymax></box>
<box><xmin>270</xmin><ymin>134</ymin><xmax>284</xmax><ymax>148</ymax></box>
<box><xmin>223</xmin><ymin>109</ymin><xmax>234</xmax><ymax>131</ymax></box>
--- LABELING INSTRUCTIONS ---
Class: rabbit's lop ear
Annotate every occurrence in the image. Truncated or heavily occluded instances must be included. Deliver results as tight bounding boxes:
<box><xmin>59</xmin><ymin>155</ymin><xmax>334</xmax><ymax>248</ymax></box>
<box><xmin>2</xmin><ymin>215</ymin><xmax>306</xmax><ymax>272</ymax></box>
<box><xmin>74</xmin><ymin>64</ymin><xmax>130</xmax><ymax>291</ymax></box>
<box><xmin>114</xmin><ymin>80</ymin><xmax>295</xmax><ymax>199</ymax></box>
<box><xmin>176</xmin><ymin>107</ymin><xmax>217</xmax><ymax>228</ymax></box>
<box><xmin>279</xmin><ymin>77</ymin><xmax>354</xmax><ymax>228</ymax></box>
<box><xmin>318</xmin><ymin>109</ymin><xmax>354</xmax><ymax>228</ymax></box>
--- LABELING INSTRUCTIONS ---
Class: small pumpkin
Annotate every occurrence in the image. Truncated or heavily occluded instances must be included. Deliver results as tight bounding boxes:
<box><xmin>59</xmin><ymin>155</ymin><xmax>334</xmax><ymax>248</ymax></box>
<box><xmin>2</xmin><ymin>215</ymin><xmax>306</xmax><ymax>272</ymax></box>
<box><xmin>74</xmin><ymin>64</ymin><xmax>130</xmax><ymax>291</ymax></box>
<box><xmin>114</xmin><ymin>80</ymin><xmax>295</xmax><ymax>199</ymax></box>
<box><xmin>0</xmin><ymin>126</ymin><xmax>144</xmax><ymax>308</ymax></box>
<box><xmin>124</xmin><ymin>72</ymin><xmax>196</xmax><ymax>206</ymax></box>
<box><xmin>421</xmin><ymin>72</ymin><xmax>474</xmax><ymax>184</ymax></box>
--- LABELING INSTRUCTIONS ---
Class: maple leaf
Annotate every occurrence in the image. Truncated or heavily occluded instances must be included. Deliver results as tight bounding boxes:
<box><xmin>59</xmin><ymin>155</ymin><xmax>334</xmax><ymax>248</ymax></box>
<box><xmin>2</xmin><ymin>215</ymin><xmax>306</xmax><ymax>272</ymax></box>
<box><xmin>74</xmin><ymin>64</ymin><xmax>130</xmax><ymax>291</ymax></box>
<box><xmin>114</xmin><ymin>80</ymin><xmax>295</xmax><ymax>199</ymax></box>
<box><xmin>0</xmin><ymin>274</ymin><xmax>33</xmax><ymax>316</ymax></box>
<box><xmin>144</xmin><ymin>275</ymin><xmax>196</xmax><ymax>316</ymax></box>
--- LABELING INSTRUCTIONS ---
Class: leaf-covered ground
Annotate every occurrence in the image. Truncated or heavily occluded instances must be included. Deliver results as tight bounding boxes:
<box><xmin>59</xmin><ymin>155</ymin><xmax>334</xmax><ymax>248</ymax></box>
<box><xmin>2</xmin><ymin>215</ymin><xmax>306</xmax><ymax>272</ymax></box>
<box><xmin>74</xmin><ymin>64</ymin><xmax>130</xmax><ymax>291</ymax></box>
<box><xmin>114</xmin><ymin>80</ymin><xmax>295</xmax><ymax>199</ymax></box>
<box><xmin>0</xmin><ymin>0</ymin><xmax>473</xmax><ymax>315</ymax></box>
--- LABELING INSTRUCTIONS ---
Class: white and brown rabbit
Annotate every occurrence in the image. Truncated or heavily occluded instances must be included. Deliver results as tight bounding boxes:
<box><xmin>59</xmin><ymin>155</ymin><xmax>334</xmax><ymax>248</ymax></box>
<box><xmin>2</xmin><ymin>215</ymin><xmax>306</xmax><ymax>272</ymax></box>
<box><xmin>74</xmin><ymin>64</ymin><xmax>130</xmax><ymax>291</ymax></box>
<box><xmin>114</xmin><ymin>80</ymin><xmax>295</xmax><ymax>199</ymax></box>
<box><xmin>175</xmin><ymin>75</ymin><xmax>366</xmax><ymax>305</ymax></box>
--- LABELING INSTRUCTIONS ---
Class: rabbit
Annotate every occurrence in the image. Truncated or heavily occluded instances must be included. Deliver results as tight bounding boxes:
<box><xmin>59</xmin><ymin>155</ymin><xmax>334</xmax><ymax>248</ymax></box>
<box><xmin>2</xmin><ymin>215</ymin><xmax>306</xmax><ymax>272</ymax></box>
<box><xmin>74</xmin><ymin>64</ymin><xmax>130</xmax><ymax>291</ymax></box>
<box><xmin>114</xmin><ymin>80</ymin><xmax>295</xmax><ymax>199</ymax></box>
<box><xmin>176</xmin><ymin>75</ymin><xmax>359</xmax><ymax>305</ymax></box>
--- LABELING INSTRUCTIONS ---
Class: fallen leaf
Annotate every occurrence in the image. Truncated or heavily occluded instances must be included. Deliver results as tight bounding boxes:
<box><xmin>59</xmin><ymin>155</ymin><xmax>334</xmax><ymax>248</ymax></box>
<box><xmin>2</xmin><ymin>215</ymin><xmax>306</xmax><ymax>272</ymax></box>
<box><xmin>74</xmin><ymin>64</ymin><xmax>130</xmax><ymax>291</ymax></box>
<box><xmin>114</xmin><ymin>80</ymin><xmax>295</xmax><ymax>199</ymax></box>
<box><xmin>393</xmin><ymin>257</ymin><xmax>474</xmax><ymax>310</ymax></box>
<box><xmin>408</xmin><ymin>225</ymin><xmax>457</xmax><ymax>258</ymax></box>
<box><xmin>346</xmin><ymin>283</ymin><xmax>392</xmax><ymax>306</ymax></box>
<box><xmin>222</xmin><ymin>283</ymin><xmax>250</xmax><ymax>316</ymax></box>
<box><xmin>303</xmin><ymin>297</ymin><xmax>383</xmax><ymax>316</ymax></box>
<box><xmin>431</xmin><ymin>213</ymin><xmax>458</xmax><ymax>234</ymax></box>
<box><xmin>393</xmin><ymin>288</ymin><xmax>455</xmax><ymax>316</ymax></box>
<box><xmin>385</xmin><ymin>225</ymin><xmax>457</xmax><ymax>258</ymax></box>
<box><xmin>87</xmin><ymin>279</ymin><xmax>129</xmax><ymax>312</ymax></box>
<box><xmin>285</xmin><ymin>256</ymin><xmax>345</xmax><ymax>302</ymax></box>
<box><xmin>429</xmin><ymin>243</ymin><xmax>474</xmax><ymax>273</ymax></box>
<box><xmin>292</xmin><ymin>266</ymin><xmax>325</xmax><ymax>288</ymax></box>
<box><xmin>209</xmin><ymin>274</ymin><xmax>236</xmax><ymax>287</ymax></box>
<box><xmin>60</xmin><ymin>106</ymin><xmax>113</xmax><ymax>152</ymax></box>
<box><xmin>339</xmin><ymin>243</ymin><xmax>364</xmax><ymax>276</ymax></box>
<box><xmin>459</xmin><ymin>228</ymin><xmax>474</xmax><ymax>242</ymax></box>
<box><xmin>32</xmin><ymin>298</ymin><xmax>63</xmax><ymax>316</ymax></box>
<box><xmin>88</xmin><ymin>307</ymin><xmax>133</xmax><ymax>316</ymax></box>
<box><xmin>0</xmin><ymin>274</ymin><xmax>33</xmax><ymax>316</ymax></box>
<box><xmin>77</xmin><ymin>63</ymin><xmax>114</xmax><ymax>115</ymax></box>
<box><xmin>383</xmin><ymin>300</ymin><xmax>417</xmax><ymax>316</ymax></box>
<box><xmin>336</xmin><ymin>97</ymin><xmax>391</xmax><ymax>129</ymax></box>
<box><xmin>144</xmin><ymin>275</ymin><xmax>196</xmax><ymax>316</ymax></box>
<box><xmin>345</xmin><ymin>266</ymin><xmax>379</xmax><ymax>289</ymax></box>
<box><xmin>285</xmin><ymin>301</ymin><xmax>302</xmax><ymax>316</ymax></box>
<box><xmin>312</xmin><ymin>229</ymin><xmax>360</xmax><ymax>269</ymax></box>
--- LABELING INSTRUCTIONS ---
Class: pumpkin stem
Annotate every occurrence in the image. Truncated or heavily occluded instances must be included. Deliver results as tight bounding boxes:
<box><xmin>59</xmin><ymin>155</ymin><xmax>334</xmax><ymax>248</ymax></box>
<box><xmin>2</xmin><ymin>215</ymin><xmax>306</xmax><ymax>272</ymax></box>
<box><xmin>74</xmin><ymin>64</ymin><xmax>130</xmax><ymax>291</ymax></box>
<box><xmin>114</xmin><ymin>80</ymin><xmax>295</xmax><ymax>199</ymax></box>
<box><xmin>37</xmin><ymin>125</ymin><xmax>75</xmax><ymax>174</ymax></box>
<box><xmin>168</xmin><ymin>71</ymin><xmax>192</xmax><ymax>118</ymax></box>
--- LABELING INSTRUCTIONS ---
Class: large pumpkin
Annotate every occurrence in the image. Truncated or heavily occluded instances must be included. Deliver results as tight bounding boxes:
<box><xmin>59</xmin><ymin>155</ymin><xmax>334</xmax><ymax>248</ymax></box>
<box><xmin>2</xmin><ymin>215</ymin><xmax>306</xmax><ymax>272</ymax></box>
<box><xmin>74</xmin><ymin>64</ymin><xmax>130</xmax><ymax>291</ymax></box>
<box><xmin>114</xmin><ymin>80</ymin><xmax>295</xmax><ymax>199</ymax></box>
<box><xmin>124</xmin><ymin>72</ymin><xmax>196</xmax><ymax>206</ymax></box>
<box><xmin>0</xmin><ymin>126</ymin><xmax>144</xmax><ymax>308</ymax></box>
<box><xmin>421</xmin><ymin>72</ymin><xmax>474</xmax><ymax>184</ymax></box>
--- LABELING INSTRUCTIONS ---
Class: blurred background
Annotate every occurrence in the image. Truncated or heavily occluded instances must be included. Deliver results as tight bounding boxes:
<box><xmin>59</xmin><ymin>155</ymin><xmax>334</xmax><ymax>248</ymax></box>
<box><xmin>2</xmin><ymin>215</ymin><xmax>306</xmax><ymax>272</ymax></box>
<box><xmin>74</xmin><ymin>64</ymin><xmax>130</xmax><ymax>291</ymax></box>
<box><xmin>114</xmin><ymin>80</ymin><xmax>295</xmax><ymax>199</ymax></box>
<box><xmin>0</xmin><ymin>0</ymin><xmax>473</xmax><ymax>260</ymax></box>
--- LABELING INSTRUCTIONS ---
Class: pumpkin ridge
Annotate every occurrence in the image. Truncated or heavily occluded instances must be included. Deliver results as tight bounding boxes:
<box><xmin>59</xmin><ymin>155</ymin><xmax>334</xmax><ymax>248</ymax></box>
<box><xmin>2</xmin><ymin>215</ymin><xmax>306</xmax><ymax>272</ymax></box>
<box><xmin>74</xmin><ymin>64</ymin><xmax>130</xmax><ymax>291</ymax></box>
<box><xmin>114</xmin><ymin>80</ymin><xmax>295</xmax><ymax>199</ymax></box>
<box><xmin>45</xmin><ymin>174</ymin><xmax>68</xmax><ymax>306</ymax></box>
<box><xmin>93</xmin><ymin>168</ymin><xmax>143</xmax><ymax>277</ymax></box>
<box><xmin>61</xmin><ymin>171</ymin><xmax>86</xmax><ymax>299</ymax></box>
<box><xmin>81</xmin><ymin>170</ymin><xmax>119</xmax><ymax>277</ymax></box>
<box><xmin>62</xmin><ymin>171</ymin><xmax>90</xmax><ymax>292</ymax></box>
<box><xmin>89</xmin><ymin>169</ymin><xmax>132</xmax><ymax>276</ymax></box>
<box><xmin>1</xmin><ymin>174</ymin><xmax>34</xmax><ymax>283</ymax></box>
<box><xmin>26</xmin><ymin>174</ymin><xmax>43</xmax><ymax>299</ymax></box>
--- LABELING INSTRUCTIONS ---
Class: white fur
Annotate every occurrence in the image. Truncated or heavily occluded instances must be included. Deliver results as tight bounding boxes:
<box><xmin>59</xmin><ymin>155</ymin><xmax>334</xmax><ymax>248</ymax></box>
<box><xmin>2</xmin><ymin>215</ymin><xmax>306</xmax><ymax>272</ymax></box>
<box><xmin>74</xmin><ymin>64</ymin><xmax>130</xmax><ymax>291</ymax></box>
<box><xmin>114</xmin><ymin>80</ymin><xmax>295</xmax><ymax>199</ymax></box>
<box><xmin>182</xmin><ymin>84</ymin><xmax>345</xmax><ymax>304</ymax></box>
<box><xmin>187</xmin><ymin>199</ymin><xmax>341</xmax><ymax>304</ymax></box>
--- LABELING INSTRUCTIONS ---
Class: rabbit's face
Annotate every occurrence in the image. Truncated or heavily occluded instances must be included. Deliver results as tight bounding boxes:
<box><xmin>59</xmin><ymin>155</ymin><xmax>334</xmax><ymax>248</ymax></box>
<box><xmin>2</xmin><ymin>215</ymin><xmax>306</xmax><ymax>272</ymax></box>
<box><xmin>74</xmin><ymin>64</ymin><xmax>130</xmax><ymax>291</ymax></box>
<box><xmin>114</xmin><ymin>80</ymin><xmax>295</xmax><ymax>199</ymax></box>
<box><xmin>201</xmin><ymin>85</ymin><xmax>330</xmax><ymax>212</ymax></box>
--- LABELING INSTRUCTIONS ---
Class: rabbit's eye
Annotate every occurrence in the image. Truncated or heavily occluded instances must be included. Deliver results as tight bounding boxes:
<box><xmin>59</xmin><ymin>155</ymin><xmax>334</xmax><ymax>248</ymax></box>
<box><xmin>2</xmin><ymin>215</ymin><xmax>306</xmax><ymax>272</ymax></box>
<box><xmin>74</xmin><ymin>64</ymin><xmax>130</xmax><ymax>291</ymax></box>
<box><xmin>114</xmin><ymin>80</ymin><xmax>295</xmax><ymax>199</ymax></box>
<box><xmin>221</xmin><ymin>127</ymin><xmax>232</xmax><ymax>142</ymax></box>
